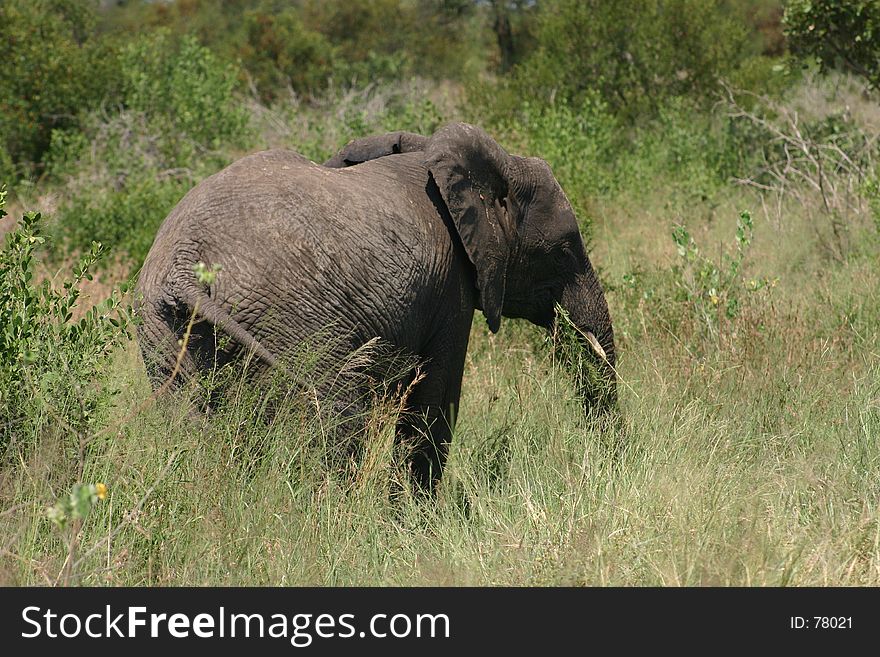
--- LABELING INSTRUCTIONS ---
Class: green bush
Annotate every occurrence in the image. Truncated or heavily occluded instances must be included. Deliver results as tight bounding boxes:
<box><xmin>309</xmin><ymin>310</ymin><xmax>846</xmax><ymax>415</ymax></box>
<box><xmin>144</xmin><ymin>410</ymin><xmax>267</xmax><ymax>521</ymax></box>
<box><xmin>378</xmin><ymin>97</ymin><xmax>445</xmax><ymax>137</ymax></box>
<box><xmin>56</xmin><ymin>176</ymin><xmax>189</xmax><ymax>269</ymax></box>
<box><xmin>103</xmin><ymin>0</ymin><xmax>485</xmax><ymax>101</ymax></box>
<box><xmin>484</xmin><ymin>93</ymin><xmax>757</xmax><ymax>215</ymax></box>
<box><xmin>121</xmin><ymin>30</ymin><xmax>250</xmax><ymax>160</ymax></box>
<box><xmin>0</xmin><ymin>190</ymin><xmax>131</xmax><ymax>456</ymax></box>
<box><xmin>670</xmin><ymin>210</ymin><xmax>774</xmax><ymax>343</ymax></box>
<box><xmin>616</xmin><ymin>210</ymin><xmax>777</xmax><ymax>353</ymax></box>
<box><xmin>506</xmin><ymin>0</ymin><xmax>753</xmax><ymax>121</ymax></box>
<box><xmin>300</xmin><ymin>0</ymin><xmax>483</xmax><ymax>85</ymax></box>
<box><xmin>865</xmin><ymin>176</ymin><xmax>880</xmax><ymax>235</ymax></box>
<box><xmin>45</xmin><ymin>30</ymin><xmax>250</xmax><ymax>267</ymax></box>
<box><xmin>239</xmin><ymin>7</ymin><xmax>336</xmax><ymax>100</ymax></box>
<box><xmin>785</xmin><ymin>0</ymin><xmax>880</xmax><ymax>89</ymax></box>
<box><xmin>0</xmin><ymin>0</ymin><xmax>122</xmax><ymax>176</ymax></box>
<box><xmin>621</xmin><ymin>99</ymin><xmax>740</xmax><ymax>202</ymax></box>
<box><xmin>0</xmin><ymin>145</ymin><xmax>15</xmax><ymax>184</ymax></box>
<box><xmin>725</xmin><ymin>54</ymin><xmax>796</xmax><ymax>98</ymax></box>
<box><xmin>45</xmin><ymin>108</ymin><xmax>201</xmax><ymax>268</ymax></box>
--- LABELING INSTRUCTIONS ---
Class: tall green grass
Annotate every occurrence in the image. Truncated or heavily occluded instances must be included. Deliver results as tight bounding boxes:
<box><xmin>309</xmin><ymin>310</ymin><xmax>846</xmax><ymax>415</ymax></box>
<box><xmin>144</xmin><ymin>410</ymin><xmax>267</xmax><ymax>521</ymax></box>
<box><xmin>2</xmin><ymin>192</ymin><xmax>878</xmax><ymax>586</ymax></box>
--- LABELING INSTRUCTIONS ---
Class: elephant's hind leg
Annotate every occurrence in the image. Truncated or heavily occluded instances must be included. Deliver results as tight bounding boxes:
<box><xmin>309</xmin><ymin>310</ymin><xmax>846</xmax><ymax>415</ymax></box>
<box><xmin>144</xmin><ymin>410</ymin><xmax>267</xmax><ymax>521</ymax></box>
<box><xmin>137</xmin><ymin>299</ymin><xmax>203</xmax><ymax>393</ymax></box>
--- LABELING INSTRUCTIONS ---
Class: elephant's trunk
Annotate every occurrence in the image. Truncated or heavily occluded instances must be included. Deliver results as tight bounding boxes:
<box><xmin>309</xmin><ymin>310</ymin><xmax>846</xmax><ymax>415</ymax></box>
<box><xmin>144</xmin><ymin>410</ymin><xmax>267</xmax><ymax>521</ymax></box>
<box><xmin>558</xmin><ymin>273</ymin><xmax>617</xmax><ymax>415</ymax></box>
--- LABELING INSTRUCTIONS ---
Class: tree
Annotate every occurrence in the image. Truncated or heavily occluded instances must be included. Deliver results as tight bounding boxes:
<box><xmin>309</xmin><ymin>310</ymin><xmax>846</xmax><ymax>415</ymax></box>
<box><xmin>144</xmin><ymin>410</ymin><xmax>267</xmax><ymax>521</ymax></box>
<box><xmin>784</xmin><ymin>0</ymin><xmax>880</xmax><ymax>89</ymax></box>
<box><xmin>0</xmin><ymin>0</ymin><xmax>121</xmax><ymax>175</ymax></box>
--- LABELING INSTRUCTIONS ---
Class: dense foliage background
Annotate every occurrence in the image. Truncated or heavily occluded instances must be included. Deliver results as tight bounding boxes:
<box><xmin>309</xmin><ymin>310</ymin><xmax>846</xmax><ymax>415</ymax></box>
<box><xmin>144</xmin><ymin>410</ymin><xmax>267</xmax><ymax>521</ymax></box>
<box><xmin>1</xmin><ymin>0</ymin><xmax>880</xmax><ymax>586</ymax></box>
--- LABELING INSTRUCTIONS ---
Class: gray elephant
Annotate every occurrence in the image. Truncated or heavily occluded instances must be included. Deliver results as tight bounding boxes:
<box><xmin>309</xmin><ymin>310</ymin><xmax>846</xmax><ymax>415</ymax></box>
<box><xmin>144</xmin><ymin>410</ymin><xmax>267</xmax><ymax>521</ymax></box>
<box><xmin>136</xmin><ymin>122</ymin><xmax>616</xmax><ymax>491</ymax></box>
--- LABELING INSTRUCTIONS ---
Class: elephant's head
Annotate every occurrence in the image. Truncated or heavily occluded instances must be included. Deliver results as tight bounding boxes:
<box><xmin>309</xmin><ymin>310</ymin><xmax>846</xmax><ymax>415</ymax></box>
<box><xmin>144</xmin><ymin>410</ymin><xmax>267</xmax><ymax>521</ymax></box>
<box><xmin>425</xmin><ymin>123</ymin><xmax>616</xmax><ymax>412</ymax></box>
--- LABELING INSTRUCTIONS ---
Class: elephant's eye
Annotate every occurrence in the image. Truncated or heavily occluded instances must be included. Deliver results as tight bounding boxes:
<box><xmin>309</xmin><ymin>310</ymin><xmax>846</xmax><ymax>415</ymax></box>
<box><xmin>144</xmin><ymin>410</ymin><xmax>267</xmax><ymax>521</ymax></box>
<box><xmin>552</xmin><ymin>246</ymin><xmax>572</xmax><ymax>266</ymax></box>
<box><xmin>551</xmin><ymin>249</ymin><xmax>571</xmax><ymax>267</ymax></box>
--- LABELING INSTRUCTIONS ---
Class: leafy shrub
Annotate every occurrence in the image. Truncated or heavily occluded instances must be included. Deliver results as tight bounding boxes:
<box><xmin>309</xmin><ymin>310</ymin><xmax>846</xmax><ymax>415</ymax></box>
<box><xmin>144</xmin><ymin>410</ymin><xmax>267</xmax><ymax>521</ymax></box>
<box><xmin>620</xmin><ymin>98</ymin><xmax>747</xmax><ymax>203</ymax></box>
<box><xmin>671</xmin><ymin>210</ymin><xmax>774</xmax><ymax>341</ymax></box>
<box><xmin>0</xmin><ymin>0</ymin><xmax>123</xmax><ymax>176</ymax></box>
<box><xmin>0</xmin><ymin>191</ymin><xmax>131</xmax><ymax>456</ymax></box>
<box><xmin>121</xmin><ymin>30</ymin><xmax>249</xmax><ymax>161</ymax></box>
<box><xmin>379</xmin><ymin>97</ymin><xmax>445</xmax><ymax>136</ymax></box>
<box><xmin>506</xmin><ymin>0</ymin><xmax>753</xmax><ymax>121</ymax></box>
<box><xmin>239</xmin><ymin>7</ymin><xmax>336</xmax><ymax>100</ymax></box>
<box><xmin>785</xmin><ymin>0</ymin><xmax>880</xmax><ymax>89</ymax></box>
<box><xmin>238</xmin><ymin>5</ymin><xmax>419</xmax><ymax>98</ymax></box>
<box><xmin>300</xmin><ymin>0</ymin><xmax>482</xmax><ymax>85</ymax></box>
<box><xmin>46</xmin><ymin>31</ymin><xmax>249</xmax><ymax>268</ymax></box>
<box><xmin>725</xmin><ymin>54</ymin><xmax>796</xmax><ymax>98</ymax></box>
<box><xmin>0</xmin><ymin>146</ymin><xmax>14</xmax><ymax>184</ymax></box>
<box><xmin>56</xmin><ymin>176</ymin><xmax>189</xmax><ymax>269</ymax></box>
<box><xmin>108</xmin><ymin>0</ymin><xmax>484</xmax><ymax>100</ymax></box>
<box><xmin>864</xmin><ymin>176</ymin><xmax>880</xmax><ymax>236</ymax></box>
<box><xmin>616</xmin><ymin>210</ymin><xmax>777</xmax><ymax>353</ymax></box>
<box><xmin>45</xmin><ymin>108</ymin><xmax>200</xmax><ymax>268</ymax></box>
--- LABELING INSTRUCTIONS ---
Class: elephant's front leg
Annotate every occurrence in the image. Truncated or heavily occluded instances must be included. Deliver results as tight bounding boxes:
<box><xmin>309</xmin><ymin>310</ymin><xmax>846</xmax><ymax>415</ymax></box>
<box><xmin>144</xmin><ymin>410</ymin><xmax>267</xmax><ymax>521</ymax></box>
<box><xmin>401</xmin><ymin>397</ymin><xmax>458</xmax><ymax>494</ymax></box>
<box><xmin>398</xmin><ymin>320</ymin><xmax>470</xmax><ymax>494</ymax></box>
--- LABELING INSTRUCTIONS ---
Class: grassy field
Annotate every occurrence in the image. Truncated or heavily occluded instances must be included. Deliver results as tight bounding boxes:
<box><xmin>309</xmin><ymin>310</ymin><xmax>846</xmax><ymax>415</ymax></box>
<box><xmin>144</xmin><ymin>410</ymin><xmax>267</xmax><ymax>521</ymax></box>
<box><xmin>3</xmin><ymin>90</ymin><xmax>879</xmax><ymax>586</ymax></box>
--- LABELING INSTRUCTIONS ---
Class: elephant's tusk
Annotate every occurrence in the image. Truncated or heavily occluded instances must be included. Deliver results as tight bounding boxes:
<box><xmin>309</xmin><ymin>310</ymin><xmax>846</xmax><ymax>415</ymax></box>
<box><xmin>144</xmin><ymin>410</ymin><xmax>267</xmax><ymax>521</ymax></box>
<box><xmin>584</xmin><ymin>331</ymin><xmax>608</xmax><ymax>363</ymax></box>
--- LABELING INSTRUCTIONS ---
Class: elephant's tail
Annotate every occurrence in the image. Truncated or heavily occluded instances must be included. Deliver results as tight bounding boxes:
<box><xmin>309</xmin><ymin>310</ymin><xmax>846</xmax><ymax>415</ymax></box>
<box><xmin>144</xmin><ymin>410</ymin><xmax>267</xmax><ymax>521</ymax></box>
<box><xmin>179</xmin><ymin>286</ymin><xmax>280</xmax><ymax>370</ymax></box>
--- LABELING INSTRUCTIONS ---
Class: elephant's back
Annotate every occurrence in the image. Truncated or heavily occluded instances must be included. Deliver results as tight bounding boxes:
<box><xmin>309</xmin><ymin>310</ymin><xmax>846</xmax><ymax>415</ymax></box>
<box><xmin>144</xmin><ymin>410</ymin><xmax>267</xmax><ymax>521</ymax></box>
<box><xmin>138</xmin><ymin>150</ymin><xmax>313</xmax><ymax>300</ymax></box>
<box><xmin>151</xmin><ymin>148</ymin><xmax>428</xmax><ymax>237</ymax></box>
<box><xmin>137</xmin><ymin>147</ymin><xmax>457</xmax><ymax>356</ymax></box>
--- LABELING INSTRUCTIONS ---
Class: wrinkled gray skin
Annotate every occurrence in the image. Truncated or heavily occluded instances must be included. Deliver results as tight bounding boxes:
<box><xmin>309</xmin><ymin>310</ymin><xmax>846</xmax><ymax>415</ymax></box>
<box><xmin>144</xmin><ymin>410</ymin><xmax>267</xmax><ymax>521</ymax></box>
<box><xmin>136</xmin><ymin>123</ymin><xmax>615</xmax><ymax>492</ymax></box>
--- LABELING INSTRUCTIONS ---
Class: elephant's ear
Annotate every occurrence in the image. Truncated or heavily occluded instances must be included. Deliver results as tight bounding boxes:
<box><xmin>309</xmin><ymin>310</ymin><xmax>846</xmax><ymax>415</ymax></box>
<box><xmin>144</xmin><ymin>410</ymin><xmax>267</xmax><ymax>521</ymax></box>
<box><xmin>425</xmin><ymin>123</ymin><xmax>514</xmax><ymax>334</ymax></box>
<box><xmin>324</xmin><ymin>131</ymin><xmax>427</xmax><ymax>168</ymax></box>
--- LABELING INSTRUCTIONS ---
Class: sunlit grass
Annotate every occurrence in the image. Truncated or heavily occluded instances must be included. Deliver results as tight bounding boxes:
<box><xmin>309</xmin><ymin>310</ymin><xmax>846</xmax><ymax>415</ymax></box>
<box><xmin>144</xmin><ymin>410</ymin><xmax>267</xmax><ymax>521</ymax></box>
<box><xmin>2</xmin><ymin>183</ymin><xmax>878</xmax><ymax>585</ymax></box>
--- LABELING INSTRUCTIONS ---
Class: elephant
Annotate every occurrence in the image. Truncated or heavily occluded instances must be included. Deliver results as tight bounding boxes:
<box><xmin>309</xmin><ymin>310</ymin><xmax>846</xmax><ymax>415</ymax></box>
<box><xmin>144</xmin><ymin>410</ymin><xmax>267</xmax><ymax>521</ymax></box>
<box><xmin>135</xmin><ymin>122</ymin><xmax>616</xmax><ymax>492</ymax></box>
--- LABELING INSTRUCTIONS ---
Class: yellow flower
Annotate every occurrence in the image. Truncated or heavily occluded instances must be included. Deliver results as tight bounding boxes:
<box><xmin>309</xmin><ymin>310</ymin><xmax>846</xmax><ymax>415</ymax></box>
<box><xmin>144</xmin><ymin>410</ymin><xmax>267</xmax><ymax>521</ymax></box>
<box><xmin>95</xmin><ymin>483</ymin><xmax>107</xmax><ymax>500</ymax></box>
<box><xmin>709</xmin><ymin>292</ymin><xmax>719</xmax><ymax>306</ymax></box>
